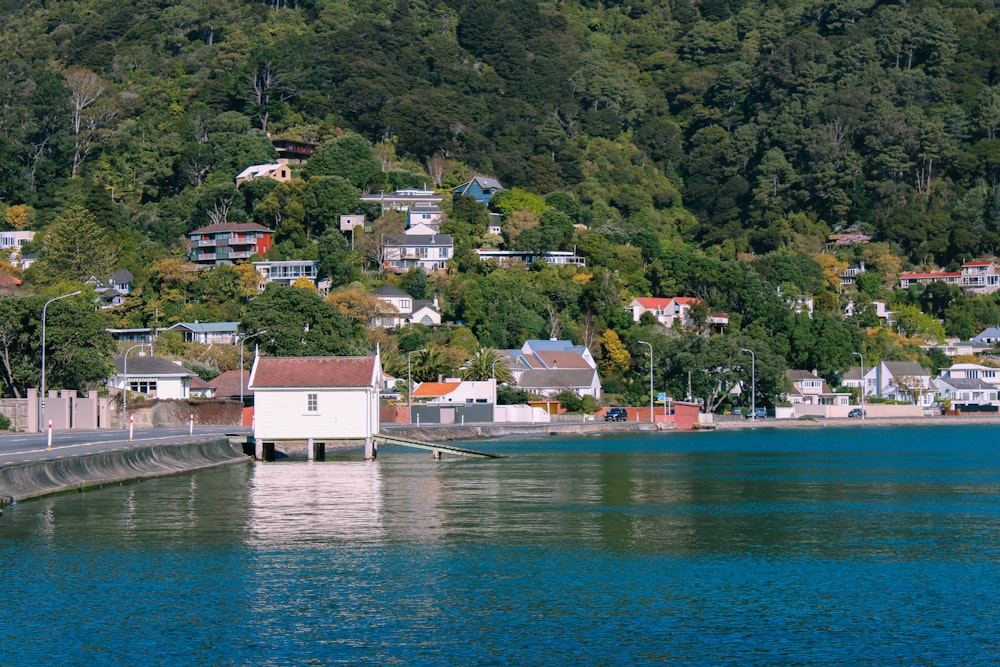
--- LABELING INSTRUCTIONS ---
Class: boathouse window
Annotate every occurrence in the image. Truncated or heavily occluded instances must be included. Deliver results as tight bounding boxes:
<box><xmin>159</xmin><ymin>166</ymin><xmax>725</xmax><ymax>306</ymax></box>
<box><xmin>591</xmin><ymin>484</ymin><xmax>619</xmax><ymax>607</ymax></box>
<box><xmin>307</xmin><ymin>393</ymin><xmax>318</xmax><ymax>412</ymax></box>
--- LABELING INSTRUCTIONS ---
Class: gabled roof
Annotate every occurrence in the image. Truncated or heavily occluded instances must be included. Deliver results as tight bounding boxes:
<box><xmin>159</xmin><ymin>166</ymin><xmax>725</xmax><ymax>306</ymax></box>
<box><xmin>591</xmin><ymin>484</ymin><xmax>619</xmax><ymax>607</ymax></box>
<box><xmin>883</xmin><ymin>361</ymin><xmax>929</xmax><ymax>376</ymax></box>
<box><xmin>842</xmin><ymin>367</ymin><xmax>864</xmax><ymax>381</ymax></box>
<box><xmin>786</xmin><ymin>370</ymin><xmax>821</xmax><ymax>382</ymax></box>
<box><xmin>113</xmin><ymin>356</ymin><xmax>199</xmax><ymax>377</ymax></box>
<box><xmin>452</xmin><ymin>176</ymin><xmax>504</xmax><ymax>195</ymax></box>
<box><xmin>973</xmin><ymin>326</ymin><xmax>1000</xmax><ymax>341</ymax></box>
<box><xmin>164</xmin><ymin>321</ymin><xmax>240</xmax><ymax>333</ymax></box>
<box><xmin>250</xmin><ymin>356</ymin><xmax>378</xmax><ymax>389</ymax></box>
<box><xmin>188</xmin><ymin>222</ymin><xmax>274</xmax><ymax>235</ymax></box>
<box><xmin>374</xmin><ymin>285</ymin><xmax>411</xmax><ymax>298</ymax></box>
<box><xmin>111</xmin><ymin>268</ymin><xmax>133</xmax><ymax>282</ymax></box>
<box><xmin>962</xmin><ymin>261</ymin><xmax>993</xmax><ymax>267</ymax></box>
<box><xmin>936</xmin><ymin>377</ymin><xmax>995</xmax><ymax>390</ymax></box>
<box><xmin>210</xmin><ymin>369</ymin><xmax>250</xmax><ymax>398</ymax></box>
<box><xmin>517</xmin><ymin>368</ymin><xmax>598</xmax><ymax>390</ymax></box>
<box><xmin>524</xmin><ymin>351</ymin><xmax>592</xmax><ymax>370</ymax></box>
<box><xmin>236</xmin><ymin>163</ymin><xmax>284</xmax><ymax>180</ymax></box>
<box><xmin>631</xmin><ymin>297</ymin><xmax>673</xmax><ymax>309</ymax></box>
<box><xmin>412</xmin><ymin>381</ymin><xmax>461</xmax><ymax>398</ymax></box>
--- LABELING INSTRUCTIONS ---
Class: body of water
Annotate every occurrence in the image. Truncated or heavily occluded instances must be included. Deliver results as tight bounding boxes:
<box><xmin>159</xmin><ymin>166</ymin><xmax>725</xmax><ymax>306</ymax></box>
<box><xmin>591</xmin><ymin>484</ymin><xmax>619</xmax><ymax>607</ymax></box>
<box><xmin>3</xmin><ymin>425</ymin><xmax>1000</xmax><ymax>665</ymax></box>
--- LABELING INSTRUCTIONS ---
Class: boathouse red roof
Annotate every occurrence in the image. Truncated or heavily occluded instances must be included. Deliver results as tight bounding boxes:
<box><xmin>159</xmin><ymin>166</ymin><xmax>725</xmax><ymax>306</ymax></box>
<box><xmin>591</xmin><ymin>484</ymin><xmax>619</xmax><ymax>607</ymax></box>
<box><xmin>250</xmin><ymin>356</ymin><xmax>378</xmax><ymax>388</ymax></box>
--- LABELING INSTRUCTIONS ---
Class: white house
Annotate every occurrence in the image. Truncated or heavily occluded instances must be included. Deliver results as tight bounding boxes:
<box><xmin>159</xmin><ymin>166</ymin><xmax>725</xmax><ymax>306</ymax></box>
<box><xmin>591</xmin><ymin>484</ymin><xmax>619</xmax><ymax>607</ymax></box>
<box><xmin>110</xmin><ymin>356</ymin><xmax>200</xmax><ymax>400</ymax></box>
<box><xmin>361</xmin><ymin>188</ymin><xmax>443</xmax><ymax>213</ymax></box>
<box><xmin>783</xmin><ymin>370</ymin><xmax>851</xmax><ymax>406</ymax></box>
<box><xmin>235</xmin><ymin>163</ymin><xmax>291</xmax><ymax>186</ymax></box>
<box><xmin>412</xmin><ymin>380</ymin><xmax>494</xmax><ymax>404</ymax></box>
<box><xmin>253</xmin><ymin>260</ymin><xmax>319</xmax><ymax>290</ymax></box>
<box><xmin>382</xmin><ymin>227</ymin><xmax>453</xmax><ymax>274</ymax></box>
<box><xmin>407</xmin><ymin>205</ymin><xmax>443</xmax><ymax>229</ymax></box>
<box><xmin>162</xmin><ymin>321</ymin><xmax>240</xmax><ymax>345</ymax></box>
<box><xmin>0</xmin><ymin>230</ymin><xmax>34</xmax><ymax>257</ymax></box>
<box><xmin>371</xmin><ymin>285</ymin><xmax>442</xmax><ymax>329</ymax></box>
<box><xmin>625</xmin><ymin>296</ymin><xmax>728</xmax><ymax>330</ymax></box>
<box><xmin>249</xmin><ymin>354</ymin><xmax>382</xmax><ymax>455</ymax></box>
<box><xmin>937</xmin><ymin>363</ymin><xmax>1000</xmax><ymax>387</ymax></box>
<box><xmin>933</xmin><ymin>377</ymin><xmax>999</xmax><ymax>408</ymax></box>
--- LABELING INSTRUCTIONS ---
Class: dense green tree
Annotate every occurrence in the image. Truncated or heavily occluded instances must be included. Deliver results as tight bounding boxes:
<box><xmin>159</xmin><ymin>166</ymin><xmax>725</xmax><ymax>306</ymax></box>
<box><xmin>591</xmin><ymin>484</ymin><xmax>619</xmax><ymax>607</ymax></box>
<box><xmin>30</xmin><ymin>205</ymin><xmax>116</xmax><ymax>284</ymax></box>
<box><xmin>302</xmin><ymin>134</ymin><xmax>382</xmax><ymax>191</ymax></box>
<box><xmin>240</xmin><ymin>284</ymin><xmax>365</xmax><ymax>357</ymax></box>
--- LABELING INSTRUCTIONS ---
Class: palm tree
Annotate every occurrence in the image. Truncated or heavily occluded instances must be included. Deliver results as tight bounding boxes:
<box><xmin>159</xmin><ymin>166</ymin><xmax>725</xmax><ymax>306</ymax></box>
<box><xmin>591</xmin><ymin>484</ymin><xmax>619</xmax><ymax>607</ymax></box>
<box><xmin>412</xmin><ymin>345</ymin><xmax>453</xmax><ymax>382</ymax></box>
<box><xmin>460</xmin><ymin>347</ymin><xmax>513</xmax><ymax>382</ymax></box>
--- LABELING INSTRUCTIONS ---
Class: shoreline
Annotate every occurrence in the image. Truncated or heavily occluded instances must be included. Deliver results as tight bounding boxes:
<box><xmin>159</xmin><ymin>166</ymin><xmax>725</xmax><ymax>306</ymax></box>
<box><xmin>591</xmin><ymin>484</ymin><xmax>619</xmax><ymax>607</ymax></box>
<box><xmin>384</xmin><ymin>413</ymin><xmax>1000</xmax><ymax>442</ymax></box>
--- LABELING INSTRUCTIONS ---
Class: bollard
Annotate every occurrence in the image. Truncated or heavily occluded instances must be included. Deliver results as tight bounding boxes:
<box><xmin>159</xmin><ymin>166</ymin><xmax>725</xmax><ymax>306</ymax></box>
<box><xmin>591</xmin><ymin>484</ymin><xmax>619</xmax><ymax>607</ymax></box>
<box><xmin>189</xmin><ymin>413</ymin><xmax>194</xmax><ymax>436</ymax></box>
<box><xmin>46</xmin><ymin>419</ymin><xmax>53</xmax><ymax>450</ymax></box>
<box><xmin>129</xmin><ymin>415</ymin><xmax>134</xmax><ymax>442</ymax></box>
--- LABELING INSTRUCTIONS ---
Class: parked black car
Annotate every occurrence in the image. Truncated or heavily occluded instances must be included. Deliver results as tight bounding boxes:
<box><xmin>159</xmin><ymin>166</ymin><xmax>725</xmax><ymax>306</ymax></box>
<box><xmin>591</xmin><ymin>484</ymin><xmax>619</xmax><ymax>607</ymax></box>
<box><xmin>848</xmin><ymin>408</ymin><xmax>866</xmax><ymax>418</ymax></box>
<box><xmin>604</xmin><ymin>407</ymin><xmax>628</xmax><ymax>422</ymax></box>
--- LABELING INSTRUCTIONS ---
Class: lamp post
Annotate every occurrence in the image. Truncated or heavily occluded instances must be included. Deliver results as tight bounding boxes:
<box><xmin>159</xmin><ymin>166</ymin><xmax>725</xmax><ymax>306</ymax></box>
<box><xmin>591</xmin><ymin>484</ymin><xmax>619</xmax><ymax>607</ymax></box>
<box><xmin>853</xmin><ymin>351</ymin><xmax>866</xmax><ymax>420</ymax></box>
<box><xmin>407</xmin><ymin>348</ymin><xmax>427</xmax><ymax>423</ymax></box>
<box><xmin>237</xmin><ymin>330</ymin><xmax>267</xmax><ymax>405</ymax></box>
<box><xmin>638</xmin><ymin>340</ymin><xmax>653</xmax><ymax>423</ymax></box>
<box><xmin>122</xmin><ymin>343</ymin><xmax>151</xmax><ymax>427</ymax></box>
<box><xmin>39</xmin><ymin>290</ymin><xmax>81</xmax><ymax>431</ymax></box>
<box><xmin>740</xmin><ymin>348</ymin><xmax>756</xmax><ymax>420</ymax></box>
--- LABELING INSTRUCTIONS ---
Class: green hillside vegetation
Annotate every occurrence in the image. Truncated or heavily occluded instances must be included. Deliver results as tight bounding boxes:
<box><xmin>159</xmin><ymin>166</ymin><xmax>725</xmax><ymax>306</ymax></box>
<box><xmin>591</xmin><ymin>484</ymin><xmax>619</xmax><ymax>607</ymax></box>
<box><xmin>2</xmin><ymin>0</ymin><xmax>1000</xmax><ymax>407</ymax></box>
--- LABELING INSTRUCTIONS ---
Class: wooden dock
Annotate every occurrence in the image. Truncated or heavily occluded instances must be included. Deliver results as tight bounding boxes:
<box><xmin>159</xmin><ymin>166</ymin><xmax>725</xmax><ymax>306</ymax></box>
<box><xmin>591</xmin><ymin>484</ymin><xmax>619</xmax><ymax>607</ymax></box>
<box><xmin>373</xmin><ymin>434</ymin><xmax>506</xmax><ymax>459</ymax></box>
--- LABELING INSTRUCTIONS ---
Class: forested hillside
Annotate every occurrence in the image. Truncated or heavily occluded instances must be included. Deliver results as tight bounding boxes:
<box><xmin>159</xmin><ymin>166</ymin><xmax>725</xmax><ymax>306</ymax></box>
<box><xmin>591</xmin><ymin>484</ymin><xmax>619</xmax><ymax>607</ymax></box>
<box><xmin>3</xmin><ymin>0</ymin><xmax>1000</xmax><ymax>407</ymax></box>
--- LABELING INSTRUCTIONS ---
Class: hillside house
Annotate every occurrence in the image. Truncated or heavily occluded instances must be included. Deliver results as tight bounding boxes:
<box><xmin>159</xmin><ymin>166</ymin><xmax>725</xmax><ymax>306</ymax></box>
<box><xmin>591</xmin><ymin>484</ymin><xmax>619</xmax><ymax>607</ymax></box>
<box><xmin>361</xmin><ymin>188</ymin><xmax>443</xmax><ymax>213</ymax></box>
<box><xmin>371</xmin><ymin>285</ymin><xmax>443</xmax><ymax>328</ymax></box>
<box><xmin>162</xmin><ymin>321</ymin><xmax>240</xmax><ymax>345</ymax></box>
<box><xmin>235</xmin><ymin>163</ymin><xmax>291</xmax><ymax>186</ymax></box>
<box><xmin>187</xmin><ymin>222</ymin><xmax>274</xmax><ymax>265</ymax></box>
<box><xmin>451</xmin><ymin>176</ymin><xmax>504</xmax><ymax>205</ymax></box>
<box><xmin>625</xmin><ymin>296</ymin><xmax>728</xmax><ymax>330</ymax></box>
<box><xmin>382</xmin><ymin>227</ymin><xmax>453</xmax><ymax>274</ymax></box>
<box><xmin>961</xmin><ymin>261</ymin><xmax>1000</xmax><ymax>294</ymax></box>
<box><xmin>253</xmin><ymin>259</ymin><xmax>319</xmax><ymax>290</ymax></box>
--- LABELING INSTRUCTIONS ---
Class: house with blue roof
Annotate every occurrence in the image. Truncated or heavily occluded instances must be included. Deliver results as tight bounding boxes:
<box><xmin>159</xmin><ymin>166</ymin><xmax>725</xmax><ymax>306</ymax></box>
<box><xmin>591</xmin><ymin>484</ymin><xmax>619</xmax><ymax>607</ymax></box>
<box><xmin>451</xmin><ymin>176</ymin><xmax>504</xmax><ymax>206</ymax></box>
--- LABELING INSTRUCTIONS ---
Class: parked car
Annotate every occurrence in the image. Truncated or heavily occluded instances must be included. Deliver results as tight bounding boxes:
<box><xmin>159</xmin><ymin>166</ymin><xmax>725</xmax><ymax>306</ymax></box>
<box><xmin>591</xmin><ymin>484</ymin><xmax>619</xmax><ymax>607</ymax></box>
<box><xmin>848</xmin><ymin>408</ymin><xmax>866</xmax><ymax>418</ymax></box>
<box><xmin>604</xmin><ymin>407</ymin><xmax>628</xmax><ymax>422</ymax></box>
<box><xmin>744</xmin><ymin>407</ymin><xmax>767</xmax><ymax>419</ymax></box>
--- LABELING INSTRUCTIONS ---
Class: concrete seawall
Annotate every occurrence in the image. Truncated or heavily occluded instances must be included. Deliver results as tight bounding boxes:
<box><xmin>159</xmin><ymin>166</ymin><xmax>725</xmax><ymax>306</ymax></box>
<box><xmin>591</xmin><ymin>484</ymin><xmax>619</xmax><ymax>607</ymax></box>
<box><xmin>0</xmin><ymin>439</ymin><xmax>252</xmax><ymax>503</ymax></box>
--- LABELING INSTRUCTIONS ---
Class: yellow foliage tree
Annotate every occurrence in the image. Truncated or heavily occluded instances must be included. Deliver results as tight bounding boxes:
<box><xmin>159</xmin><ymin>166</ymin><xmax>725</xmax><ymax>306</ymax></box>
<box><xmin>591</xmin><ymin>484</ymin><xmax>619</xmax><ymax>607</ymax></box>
<box><xmin>5</xmin><ymin>204</ymin><xmax>35</xmax><ymax>230</ymax></box>
<box><xmin>812</xmin><ymin>253</ymin><xmax>848</xmax><ymax>291</ymax></box>
<box><xmin>598</xmin><ymin>329</ymin><xmax>630</xmax><ymax>378</ymax></box>
<box><xmin>292</xmin><ymin>276</ymin><xmax>318</xmax><ymax>291</ymax></box>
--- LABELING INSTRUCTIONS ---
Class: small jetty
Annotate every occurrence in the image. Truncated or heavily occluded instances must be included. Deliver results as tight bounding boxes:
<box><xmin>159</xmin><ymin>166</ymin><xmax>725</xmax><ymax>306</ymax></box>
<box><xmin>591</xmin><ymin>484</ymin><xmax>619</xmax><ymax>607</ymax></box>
<box><xmin>373</xmin><ymin>434</ymin><xmax>506</xmax><ymax>459</ymax></box>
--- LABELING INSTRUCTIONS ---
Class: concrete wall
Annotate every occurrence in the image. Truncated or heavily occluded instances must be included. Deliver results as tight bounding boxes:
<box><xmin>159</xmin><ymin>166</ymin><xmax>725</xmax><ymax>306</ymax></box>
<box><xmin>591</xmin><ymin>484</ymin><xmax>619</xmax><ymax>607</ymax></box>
<box><xmin>0</xmin><ymin>438</ymin><xmax>250</xmax><ymax>502</ymax></box>
<box><xmin>411</xmin><ymin>403</ymin><xmax>494</xmax><ymax>425</ymax></box>
<box><xmin>128</xmin><ymin>399</ymin><xmax>242</xmax><ymax>428</ymax></box>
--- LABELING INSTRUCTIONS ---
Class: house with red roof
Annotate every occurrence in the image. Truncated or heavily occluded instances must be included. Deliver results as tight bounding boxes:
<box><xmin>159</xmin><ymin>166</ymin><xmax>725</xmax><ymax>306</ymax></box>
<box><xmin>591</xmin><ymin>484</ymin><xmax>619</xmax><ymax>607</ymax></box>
<box><xmin>249</xmin><ymin>353</ymin><xmax>383</xmax><ymax>457</ymax></box>
<box><xmin>625</xmin><ymin>296</ymin><xmax>728</xmax><ymax>330</ymax></box>
<box><xmin>960</xmin><ymin>260</ymin><xmax>1000</xmax><ymax>294</ymax></box>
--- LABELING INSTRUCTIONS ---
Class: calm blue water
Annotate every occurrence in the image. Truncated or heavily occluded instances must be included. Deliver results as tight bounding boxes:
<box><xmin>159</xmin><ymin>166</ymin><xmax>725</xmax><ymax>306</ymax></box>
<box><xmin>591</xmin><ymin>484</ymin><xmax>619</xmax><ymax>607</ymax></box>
<box><xmin>3</xmin><ymin>425</ymin><xmax>1000</xmax><ymax>666</ymax></box>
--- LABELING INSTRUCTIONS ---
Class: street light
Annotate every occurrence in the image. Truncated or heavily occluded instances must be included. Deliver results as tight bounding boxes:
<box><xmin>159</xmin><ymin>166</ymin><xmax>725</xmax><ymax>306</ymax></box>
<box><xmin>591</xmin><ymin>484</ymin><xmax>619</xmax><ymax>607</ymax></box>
<box><xmin>122</xmin><ymin>343</ymin><xmax>152</xmax><ymax>427</ymax></box>
<box><xmin>237</xmin><ymin>330</ymin><xmax>267</xmax><ymax>405</ymax></box>
<box><xmin>740</xmin><ymin>348</ymin><xmax>756</xmax><ymax>420</ymax></box>
<box><xmin>39</xmin><ymin>290</ymin><xmax>81</xmax><ymax>431</ymax></box>
<box><xmin>638</xmin><ymin>340</ymin><xmax>653</xmax><ymax>424</ymax></box>
<box><xmin>407</xmin><ymin>348</ymin><xmax>427</xmax><ymax>423</ymax></box>
<box><xmin>853</xmin><ymin>351</ymin><xmax>866</xmax><ymax>420</ymax></box>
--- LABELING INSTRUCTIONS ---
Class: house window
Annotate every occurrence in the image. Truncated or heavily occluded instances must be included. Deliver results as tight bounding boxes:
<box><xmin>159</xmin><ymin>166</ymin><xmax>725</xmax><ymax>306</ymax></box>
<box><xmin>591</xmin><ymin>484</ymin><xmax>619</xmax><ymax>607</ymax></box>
<box><xmin>307</xmin><ymin>393</ymin><xmax>318</xmax><ymax>412</ymax></box>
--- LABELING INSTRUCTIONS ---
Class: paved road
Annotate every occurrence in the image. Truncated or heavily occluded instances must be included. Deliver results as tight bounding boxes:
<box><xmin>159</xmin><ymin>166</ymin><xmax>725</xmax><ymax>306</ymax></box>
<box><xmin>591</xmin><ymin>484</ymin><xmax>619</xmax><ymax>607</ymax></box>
<box><xmin>0</xmin><ymin>426</ymin><xmax>250</xmax><ymax>467</ymax></box>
